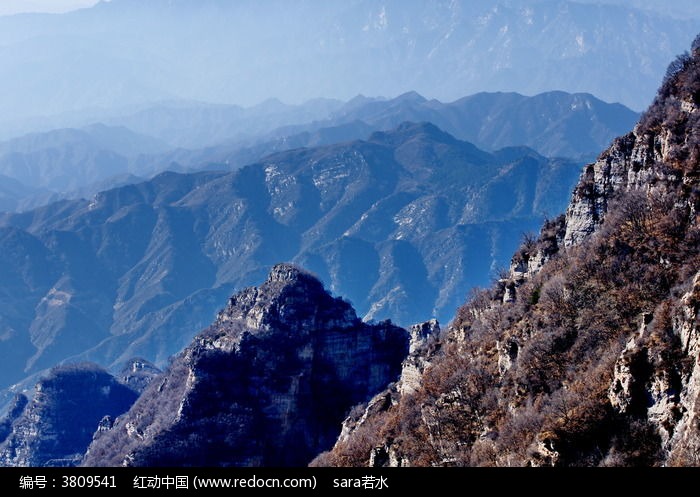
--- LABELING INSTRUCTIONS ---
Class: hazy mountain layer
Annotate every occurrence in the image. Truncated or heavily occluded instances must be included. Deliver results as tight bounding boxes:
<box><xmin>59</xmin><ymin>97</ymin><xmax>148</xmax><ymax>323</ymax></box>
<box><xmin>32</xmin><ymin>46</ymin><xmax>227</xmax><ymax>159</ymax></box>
<box><xmin>263</xmin><ymin>90</ymin><xmax>639</xmax><ymax>161</ymax></box>
<box><xmin>0</xmin><ymin>0</ymin><xmax>694</xmax><ymax>130</ymax></box>
<box><xmin>0</xmin><ymin>124</ymin><xmax>167</xmax><ymax>191</ymax></box>
<box><xmin>0</xmin><ymin>91</ymin><xmax>635</xmax><ymax>213</ymax></box>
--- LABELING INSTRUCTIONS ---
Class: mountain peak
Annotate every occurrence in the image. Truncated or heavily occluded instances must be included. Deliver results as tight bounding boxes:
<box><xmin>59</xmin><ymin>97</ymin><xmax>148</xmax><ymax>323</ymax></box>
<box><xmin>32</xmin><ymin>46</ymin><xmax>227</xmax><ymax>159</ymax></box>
<box><xmin>369</xmin><ymin>121</ymin><xmax>457</xmax><ymax>146</ymax></box>
<box><xmin>267</xmin><ymin>262</ymin><xmax>316</xmax><ymax>284</ymax></box>
<box><xmin>251</xmin><ymin>97</ymin><xmax>289</xmax><ymax>114</ymax></box>
<box><xmin>393</xmin><ymin>91</ymin><xmax>427</xmax><ymax>104</ymax></box>
<box><xmin>83</xmin><ymin>266</ymin><xmax>408</xmax><ymax>467</ymax></box>
<box><xmin>221</xmin><ymin>263</ymin><xmax>358</xmax><ymax>334</ymax></box>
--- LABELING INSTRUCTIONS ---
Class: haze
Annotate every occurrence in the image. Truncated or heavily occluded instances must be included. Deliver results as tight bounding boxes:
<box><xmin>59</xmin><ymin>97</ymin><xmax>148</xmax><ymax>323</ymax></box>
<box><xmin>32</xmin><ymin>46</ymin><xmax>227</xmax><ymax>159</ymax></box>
<box><xmin>0</xmin><ymin>0</ymin><xmax>697</xmax><ymax>134</ymax></box>
<box><xmin>0</xmin><ymin>0</ymin><xmax>101</xmax><ymax>15</ymax></box>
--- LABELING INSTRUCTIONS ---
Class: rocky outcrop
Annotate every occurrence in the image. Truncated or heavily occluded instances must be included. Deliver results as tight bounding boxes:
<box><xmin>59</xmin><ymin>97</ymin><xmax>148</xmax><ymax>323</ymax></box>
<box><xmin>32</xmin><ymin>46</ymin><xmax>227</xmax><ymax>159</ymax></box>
<box><xmin>117</xmin><ymin>358</ymin><xmax>161</xmax><ymax>394</ymax></box>
<box><xmin>666</xmin><ymin>272</ymin><xmax>700</xmax><ymax>464</ymax></box>
<box><xmin>0</xmin><ymin>363</ymin><xmax>138</xmax><ymax>467</ymax></box>
<box><xmin>563</xmin><ymin>40</ymin><xmax>700</xmax><ymax>249</ymax></box>
<box><xmin>496</xmin><ymin>215</ymin><xmax>567</xmax><ymax>304</ymax></box>
<box><xmin>496</xmin><ymin>42</ymin><xmax>699</xmax><ymax>299</ymax></box>
<box><xmin>607</xmin><ymin>271</ymin><xmax>700</xmax><ymax>465</ymax></box>
<box><xmin>563</xmin><ymin>129</ymin><xmax>684</xmax><ymax>246</ymax></box>
<box><xmin>400</xmin><ymin>320</ymin><xmax>440</xmax><ymax>396</ymax></box>
<box><xmin>82</xmin><ymin>264</ymin><xmax>408</xmax><ymax>467</ymax></box>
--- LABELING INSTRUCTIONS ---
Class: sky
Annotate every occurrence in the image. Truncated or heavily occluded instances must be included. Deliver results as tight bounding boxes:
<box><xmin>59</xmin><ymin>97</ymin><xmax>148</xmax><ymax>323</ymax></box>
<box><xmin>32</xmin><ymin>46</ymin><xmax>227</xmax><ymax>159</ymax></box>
<box><xmin>0</xmin><ymin>0</ymin><xmax>101</xmax><ymax>15</ymax></box>
<box><xmin>0</xmin><ymin>0</ymin><xmax>698</xmax><ymax>19</ymax></box>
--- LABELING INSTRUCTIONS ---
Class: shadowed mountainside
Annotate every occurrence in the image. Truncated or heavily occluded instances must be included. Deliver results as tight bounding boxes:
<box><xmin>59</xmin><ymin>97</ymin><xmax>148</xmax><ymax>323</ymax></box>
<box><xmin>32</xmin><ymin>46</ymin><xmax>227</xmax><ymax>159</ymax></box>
<box><xmin>0</xmin><ymin>122</ymin><xmax>584</xmax><ymax>395</ymax></box>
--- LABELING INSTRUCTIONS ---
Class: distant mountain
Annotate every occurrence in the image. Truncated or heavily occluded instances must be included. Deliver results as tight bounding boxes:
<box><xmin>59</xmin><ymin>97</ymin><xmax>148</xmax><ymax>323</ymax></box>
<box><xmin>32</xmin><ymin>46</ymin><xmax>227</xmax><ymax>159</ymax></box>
<box><xmin>83</xmin><ymin>264</ymin><xmax>407</xmax><ymax>466</ymax></box>
<box><xmin>104</xmin><ymin>98</ymin><xmax>344</xmax><ymax>149</ymax></box>
<box><xmin>0</xmin><ymin>363</ymin><xmax>140</xmax><ymax>467</ymax></box>
<box><xmin>0</xmin><ymin>174</ymin><xmax>47</xmax><ymax>212</ymax></box>
<box><xmin>0</xmin><ymin>124</ymin><xmax>168</xmax><ymax>191</ymax></box>
<box><xmin>0</xmin><ymin>122</ymin><xmax>582</xmax><ymax>392</ymax></box>
<box><xmin>5</xmin><ymin>173</ymin><xmax>150</xmax><ymax>215</ymax></box>
<box><xmin>0</xmin><ymin>0</ymin><xmax>694</xmax><ymax>130</ymax></box>
<box><xmin>138</xmin><ymin>90</ymin><xmax>637</xmax><ymax>177</ymax></box>
<box><xmin>0</xmin><ymin>91</ymin><xmax>634</xmax><ymax>213</ymax></box>
<box><xmin>263</xmin><ymin>90</ymin><xmax>639</xmax><ymax>161</ymax></box>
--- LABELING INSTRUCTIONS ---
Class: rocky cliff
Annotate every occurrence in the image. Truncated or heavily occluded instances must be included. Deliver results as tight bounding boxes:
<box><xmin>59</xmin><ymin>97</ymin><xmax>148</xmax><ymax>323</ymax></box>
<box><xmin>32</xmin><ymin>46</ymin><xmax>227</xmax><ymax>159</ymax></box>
<box><xmin>83</xmin><ymin>264</ymin><xmax>408</xmax><ymax>466</ymax></box>
<box><xmin>317</xmin><ymin>37</ymin><xmax>700</xmax><ymax>467</ymax></box>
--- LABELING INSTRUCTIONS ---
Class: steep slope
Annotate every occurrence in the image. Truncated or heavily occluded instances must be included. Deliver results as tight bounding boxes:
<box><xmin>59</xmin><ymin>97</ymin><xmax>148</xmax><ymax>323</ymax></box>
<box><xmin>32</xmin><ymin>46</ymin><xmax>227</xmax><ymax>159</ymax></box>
<box><xmin>0</xmin><ymin>363</ymin><xmax>139</xmax><ymax>467</ymax></box>
<box><xmin>318</xmin><ymin>38</ymin><xmax>700</xmax><ymax>467</ymax></box>
<box><xmin>0</xmin><ymin>122</ymin><xmax>581</xmax><ymax>392</ymax></box>
<box><xmin>82</xmin><ymin>264</ymin><xmax>407</xmax><ymax>467</ymax></box>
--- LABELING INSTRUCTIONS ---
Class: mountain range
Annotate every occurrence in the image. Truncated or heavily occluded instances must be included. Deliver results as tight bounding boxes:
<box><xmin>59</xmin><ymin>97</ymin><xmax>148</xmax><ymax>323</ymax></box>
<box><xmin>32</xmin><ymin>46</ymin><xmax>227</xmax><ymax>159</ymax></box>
<box><xmin>83</xmin><ymin>264</ymin><xmax>408</xmax><ymax>466</ymax></box>
<box><xmin>0</xmin><ymin>0</ymin><xmax>698</xmax><ymax>470</ymax></box>
<box><xmin>0</xmin><ymin>0</ymin><xmax>695</xmax><ymax>133</ymax></box>
<box><xmin>0</xmin><ymin>90</ymin><xmax>637</xmax><ymax>213</ymax></box>
<box><xmin>240</xmin><ymin>90</ymin><xmax>638</xmax><ymax>161</ymax></box>
<box><xmin>0</xmin><ymin>121</ymin><xmax>582</xmax><ymax>395</ymax></box>
<box><xmin>6</xmin><ymin>42</ymin><xmax>698</xmax><ymax>463</ymax></box>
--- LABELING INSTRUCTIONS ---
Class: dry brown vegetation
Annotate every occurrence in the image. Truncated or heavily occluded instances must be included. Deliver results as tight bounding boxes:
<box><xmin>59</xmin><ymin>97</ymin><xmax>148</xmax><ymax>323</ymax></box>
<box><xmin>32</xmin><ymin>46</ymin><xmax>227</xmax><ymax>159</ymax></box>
<box><xmin>321</xmin><ymin>37</ymin><xmax>700</xmax><ymax>467</ymax></box>
<box><xmin>324</xmin><ymin>180</ymin><xmax>699</xmax><ymax>465</ymax></box>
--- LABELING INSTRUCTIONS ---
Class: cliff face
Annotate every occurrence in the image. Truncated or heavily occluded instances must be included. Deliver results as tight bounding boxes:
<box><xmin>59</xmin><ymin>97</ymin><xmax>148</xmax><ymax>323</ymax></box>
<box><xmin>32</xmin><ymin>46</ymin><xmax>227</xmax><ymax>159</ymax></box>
<box><xmin>83</xmin><ymin>264</ymin><xmax>408</xmax><ymax>467</ymax></box>
<box><xmin>564</xmin><ymin>128</ymin><xmax>689</xmax><ymax>246</ymax></box>
<box><xmin>318</xmin><ymin>39</ymin><xmax>700</xmax><ymax>467</ymax></box>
